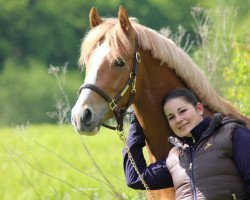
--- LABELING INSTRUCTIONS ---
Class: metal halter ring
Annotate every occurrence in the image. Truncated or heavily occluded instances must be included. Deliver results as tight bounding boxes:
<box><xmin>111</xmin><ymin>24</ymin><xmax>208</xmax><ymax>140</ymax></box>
<box><xmin>136</xmin><ymin>52</ymin><xmax>141</xmax><ymax>63</ymax></box>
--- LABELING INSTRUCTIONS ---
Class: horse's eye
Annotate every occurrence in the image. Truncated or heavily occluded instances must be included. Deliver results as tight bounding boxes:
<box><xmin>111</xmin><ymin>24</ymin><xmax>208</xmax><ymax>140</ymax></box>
<box><xmin>115</xmin><ymin>58</ymin><xmax>125</xmax><ymax>67</ymax></box>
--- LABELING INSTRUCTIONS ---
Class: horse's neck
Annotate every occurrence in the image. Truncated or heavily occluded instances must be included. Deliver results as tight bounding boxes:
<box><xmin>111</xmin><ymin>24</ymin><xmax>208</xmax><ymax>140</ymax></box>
<box><xmin>133</xmin><ymin>51</ymin><xmax>186</xmax><ymax>160</ymax></box>
<box><xmin>132</xmin><ymin>50</ymin><xmax>250</xmax><ymax>160</ymax></box>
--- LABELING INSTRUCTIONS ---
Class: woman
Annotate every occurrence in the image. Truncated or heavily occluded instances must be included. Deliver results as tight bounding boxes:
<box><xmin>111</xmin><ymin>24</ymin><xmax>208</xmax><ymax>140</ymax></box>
<box><xmin>123</xmin><ymin>88</ymin><xmax>250</xmax><ymax>199</ymax></box>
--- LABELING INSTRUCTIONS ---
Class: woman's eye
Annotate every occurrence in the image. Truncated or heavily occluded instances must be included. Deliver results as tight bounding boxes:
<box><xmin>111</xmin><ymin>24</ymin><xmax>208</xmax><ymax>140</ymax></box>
<box><xmin>115</xmin><ymin>58</ymin><xmax>125</xmax><ymax>67</ymax></box>
<box><xmin>167</xmin><ymin>116</ymin><xmax>174</xmax><ymax>121</ymax></box>
<box><xmin>179</xmin><ymin>109</ymin><xmax>187</xmax><ymax>114</ymax></box>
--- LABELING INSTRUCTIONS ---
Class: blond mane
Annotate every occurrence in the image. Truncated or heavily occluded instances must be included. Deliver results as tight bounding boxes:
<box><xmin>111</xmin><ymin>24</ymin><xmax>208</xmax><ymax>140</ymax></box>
<box><xmin>79</xmin><ymin>18</ymin><xmax>243</xmax><ymax>119</ymax></box>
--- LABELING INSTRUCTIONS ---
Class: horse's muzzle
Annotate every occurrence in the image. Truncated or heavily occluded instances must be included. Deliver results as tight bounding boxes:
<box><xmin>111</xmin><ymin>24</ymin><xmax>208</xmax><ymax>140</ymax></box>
<box><xmin>71</xmin><ymin>106</ymin><xmax>100</xmax><ymax>135</ymax></box>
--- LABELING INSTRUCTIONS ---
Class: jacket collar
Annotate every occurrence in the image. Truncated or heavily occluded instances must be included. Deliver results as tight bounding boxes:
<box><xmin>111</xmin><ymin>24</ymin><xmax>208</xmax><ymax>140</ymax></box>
<box><xmin>184</xmin><ymin>113</ymin><xmax>223</xmax><ymax>146</ymax></box>
<box><xmin>183</xmin><ymin>117</ymin><xmax>211</xmax><ymax>146</ymax></box>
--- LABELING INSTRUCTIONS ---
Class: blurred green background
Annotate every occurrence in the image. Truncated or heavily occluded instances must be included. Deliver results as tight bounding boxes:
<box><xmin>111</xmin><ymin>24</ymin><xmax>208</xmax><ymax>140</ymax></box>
<box><xmin>0</xmin><ymin>1</ymin><xmax>249</xmax><ymax>199</ymax></box>
<box><xmin>0</xmin><ymin>0</ymin><xmax>249</xmax><ymax>125</ymax></box>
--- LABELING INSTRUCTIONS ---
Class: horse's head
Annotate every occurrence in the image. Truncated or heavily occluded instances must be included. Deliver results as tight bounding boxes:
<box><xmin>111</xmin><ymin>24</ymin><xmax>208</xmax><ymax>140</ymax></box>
<box><xmin>71</xmin><ymin>6</ymin><xmax>141</xmax><ymax>135</ymax></box>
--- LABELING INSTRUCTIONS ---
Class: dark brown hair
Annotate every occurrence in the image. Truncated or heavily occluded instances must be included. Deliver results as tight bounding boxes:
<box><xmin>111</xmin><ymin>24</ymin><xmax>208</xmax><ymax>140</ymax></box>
<box><xmin>162</xmin><ymin>88</ymin><xmax>199</xmax><ymax>108</ymax></box>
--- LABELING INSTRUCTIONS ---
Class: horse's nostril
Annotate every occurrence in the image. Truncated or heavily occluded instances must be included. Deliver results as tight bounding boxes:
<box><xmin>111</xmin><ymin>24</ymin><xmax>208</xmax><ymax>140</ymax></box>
<box><xmin>81</xmin><ymin>108</ymin><xmax>93</xmax><ymax>125</ymax></box>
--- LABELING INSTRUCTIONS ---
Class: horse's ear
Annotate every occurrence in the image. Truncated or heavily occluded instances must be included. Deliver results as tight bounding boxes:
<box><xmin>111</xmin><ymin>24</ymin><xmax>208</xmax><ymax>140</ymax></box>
<box><xmin>118</xmin><ymin>6</ymin><xmax>132</xmax><ymax>33</ymax></box>
<box><xmin>89</xmin><ymin>7</ymin><xmax>102</xmax><ymax>28</ymax></box>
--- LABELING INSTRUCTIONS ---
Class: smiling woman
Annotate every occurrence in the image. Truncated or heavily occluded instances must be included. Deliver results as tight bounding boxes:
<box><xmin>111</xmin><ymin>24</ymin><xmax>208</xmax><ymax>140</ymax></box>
<box><xmin>123</xmin><ymin>88</ymin><xmax>250</xmax><ymax>200</ymax></box>
<box><xmin>163</xmin><ymin>88</ymin><xmax>204</xmax><ymax>138</ymax></box>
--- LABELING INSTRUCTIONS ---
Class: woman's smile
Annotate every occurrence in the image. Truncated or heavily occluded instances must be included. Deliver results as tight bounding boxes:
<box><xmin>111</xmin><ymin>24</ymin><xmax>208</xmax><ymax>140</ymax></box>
<box><xmin>178</xmin><ymin>122</ymin><xmax>189</xmax><ymax>130</ymax></box>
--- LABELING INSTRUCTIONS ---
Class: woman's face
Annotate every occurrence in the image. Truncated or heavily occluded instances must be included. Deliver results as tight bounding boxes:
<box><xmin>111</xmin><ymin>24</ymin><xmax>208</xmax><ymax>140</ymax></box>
<box><xmin>163</xmin><ymin>97</ymin><xmax>204</xmax><ymax>138</ymax></box>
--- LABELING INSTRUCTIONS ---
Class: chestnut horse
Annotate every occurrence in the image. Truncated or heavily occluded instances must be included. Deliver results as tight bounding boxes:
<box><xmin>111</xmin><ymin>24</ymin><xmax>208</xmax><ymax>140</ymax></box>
<box><xmin>71</xmin><ymin>6</ymin><xmax>250</xmax><ymax>199</ymax></box>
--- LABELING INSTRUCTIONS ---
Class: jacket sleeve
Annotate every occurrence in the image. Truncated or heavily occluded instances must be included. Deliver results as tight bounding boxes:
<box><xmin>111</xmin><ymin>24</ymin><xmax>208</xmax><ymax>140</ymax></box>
<box><xmin>233</xmin><ymin>126</ymin><xmax>250</xmax><ymax>193</ymax></box>
<box><xmin>123</xmin><ymin>122</ymin><xmax>173</xmax><ymax>190</ymax></box>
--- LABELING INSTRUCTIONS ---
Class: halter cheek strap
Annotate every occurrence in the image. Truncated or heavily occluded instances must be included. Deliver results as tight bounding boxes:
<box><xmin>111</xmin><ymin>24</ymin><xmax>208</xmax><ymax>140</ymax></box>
<box><xmin>79</xmin><ymin>35</ymin><xmax>141</xmax><ymax>132</ymax></box>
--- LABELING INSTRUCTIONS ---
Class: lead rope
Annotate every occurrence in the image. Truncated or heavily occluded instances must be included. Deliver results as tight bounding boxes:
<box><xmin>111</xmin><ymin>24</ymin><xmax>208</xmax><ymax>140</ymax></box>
<box><xmin>116</xmin><ymin>130</ymin><xmax>156</xmax><ymax>200</ymax></box>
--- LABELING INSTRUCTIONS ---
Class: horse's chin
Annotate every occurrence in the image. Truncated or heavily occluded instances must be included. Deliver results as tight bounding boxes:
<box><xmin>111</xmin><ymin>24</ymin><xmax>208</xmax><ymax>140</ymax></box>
<box><xmin>76</xmin><ymin>123</ymin><xmax>101</xmax><ymax>136</ymax></box>
<box><xmin>76</xmin><ymin>126</ymin><xmax>100</xmax><ymax>136</ymax></box>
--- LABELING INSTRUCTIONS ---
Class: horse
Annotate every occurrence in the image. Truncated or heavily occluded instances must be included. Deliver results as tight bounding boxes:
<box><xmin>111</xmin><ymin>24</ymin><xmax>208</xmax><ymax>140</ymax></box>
<box><xmin>71</xmin><ymin>6</ymin><xmax>250</xmax><ymax>200</ymax></box>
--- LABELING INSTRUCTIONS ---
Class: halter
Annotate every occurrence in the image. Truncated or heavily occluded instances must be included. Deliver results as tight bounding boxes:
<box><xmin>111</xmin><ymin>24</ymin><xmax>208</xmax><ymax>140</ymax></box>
<box><xmin>79</xmin><ymin>35</ymin><xmax>141</xmax><ymax>133</ymax></box>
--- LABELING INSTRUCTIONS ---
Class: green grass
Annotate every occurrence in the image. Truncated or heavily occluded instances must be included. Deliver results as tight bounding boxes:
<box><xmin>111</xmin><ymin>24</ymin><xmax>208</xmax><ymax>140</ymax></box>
<box><xmin>0</xmin><ymin>124</ymin><xmax>146</xmax><ymax>200</ymax></box>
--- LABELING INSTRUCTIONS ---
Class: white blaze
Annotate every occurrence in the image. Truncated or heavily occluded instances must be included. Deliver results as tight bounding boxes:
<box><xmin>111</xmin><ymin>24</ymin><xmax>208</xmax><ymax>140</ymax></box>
<box><xmin>71</xmin><ymin>43</ymin><xmax>110</xmax><ymax>119</ymax></box>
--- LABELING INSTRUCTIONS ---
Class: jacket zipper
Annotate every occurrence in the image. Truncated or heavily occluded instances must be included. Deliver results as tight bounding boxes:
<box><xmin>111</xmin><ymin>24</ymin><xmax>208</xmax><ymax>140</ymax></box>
<box><xmin>189</xmin><ymin>137</ymin><xmax>198</xmax><ymax>200</ymax></box>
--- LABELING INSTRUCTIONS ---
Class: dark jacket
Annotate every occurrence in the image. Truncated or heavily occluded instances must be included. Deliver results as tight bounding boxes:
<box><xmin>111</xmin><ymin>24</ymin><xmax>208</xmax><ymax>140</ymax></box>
<box><xmin>123</xmin><ymin>114</ymin><xmax>250</xmax><ymax>199</ymax></box>
<box><xmin>167</xmin><ymin>114</ymin><xmax>247</xmax><ymax>199</ymax></box>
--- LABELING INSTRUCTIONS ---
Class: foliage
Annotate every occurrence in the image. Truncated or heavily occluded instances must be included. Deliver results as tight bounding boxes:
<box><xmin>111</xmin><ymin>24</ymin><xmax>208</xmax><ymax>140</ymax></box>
<box><xmin>190</xmin><ymin>6</ymin><xmax>249</xmax><ymax>115</ymax></box>
<box><xmin>1</xmin><ymin>0</ymin><xmax>241</xmax><ymax>70</ymax></box>
<box><xmin>0</xmin><ymin>124</ymin><xmax>144</xmax><ymax>200</ymax></box>
<box><xmin>191</xmin><ymin>7</ymin><xmax>237</xmax><ymax>84</ymax></box>
<box><xmin>0</xmin><ymin>0</ymin><xmax>249</xmax><ymax>70</ymax></box>
<box><xmin>0</xmin><ymin>0</ymin><xmax>85</xmax><ymax>69</ymax></box>
<box><xmin>47</xmin><ymin>63</ymin><xmax>72</xmax><ymax>125</ymax></box>
<box><xmin>223</xmin><ymin>43</ymin><xmax>250</xmax><ymax>116</ymax></box>
<box><xmin>0</xmin><ymin>61</ymin><xmax>83</xmax><ymax>125</ymax></box>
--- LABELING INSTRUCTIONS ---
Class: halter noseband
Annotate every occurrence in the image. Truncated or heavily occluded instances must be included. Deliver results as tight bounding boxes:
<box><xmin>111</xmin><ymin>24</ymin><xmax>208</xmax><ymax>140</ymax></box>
<box><xmin>79</xmin><ymin>35</ymin><xmax>141</xmax><ymax>132</ymax></box>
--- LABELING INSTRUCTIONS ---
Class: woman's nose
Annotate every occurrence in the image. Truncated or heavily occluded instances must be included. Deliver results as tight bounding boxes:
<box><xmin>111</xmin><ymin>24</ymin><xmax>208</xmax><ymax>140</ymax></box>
<box><xmin>175</xmin><ymin>115</ymin><xmax>183</xmax><ymax>124</ymax></box>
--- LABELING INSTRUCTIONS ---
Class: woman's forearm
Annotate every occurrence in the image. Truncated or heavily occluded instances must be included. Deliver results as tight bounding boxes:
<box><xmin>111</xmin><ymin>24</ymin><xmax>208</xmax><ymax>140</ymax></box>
<box><xmin>123</xmin><ymin>123</ymin><xmax>173</xmax><ymax>190</ymax></box>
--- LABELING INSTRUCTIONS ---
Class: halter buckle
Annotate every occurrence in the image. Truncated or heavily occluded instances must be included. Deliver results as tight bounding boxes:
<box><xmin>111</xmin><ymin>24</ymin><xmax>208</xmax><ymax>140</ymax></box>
<box><xmin>109</xmin><ymin>100</ymin><xmax>117</xmax><ymax>111</ymax></box>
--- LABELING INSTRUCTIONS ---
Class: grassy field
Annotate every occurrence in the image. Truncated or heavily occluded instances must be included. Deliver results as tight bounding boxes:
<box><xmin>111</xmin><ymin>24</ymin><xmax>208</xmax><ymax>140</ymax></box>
<box><xmin>0</xmin><ymin>124</ymin><xmax>146</xmax><ymax>200</ymax></box>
